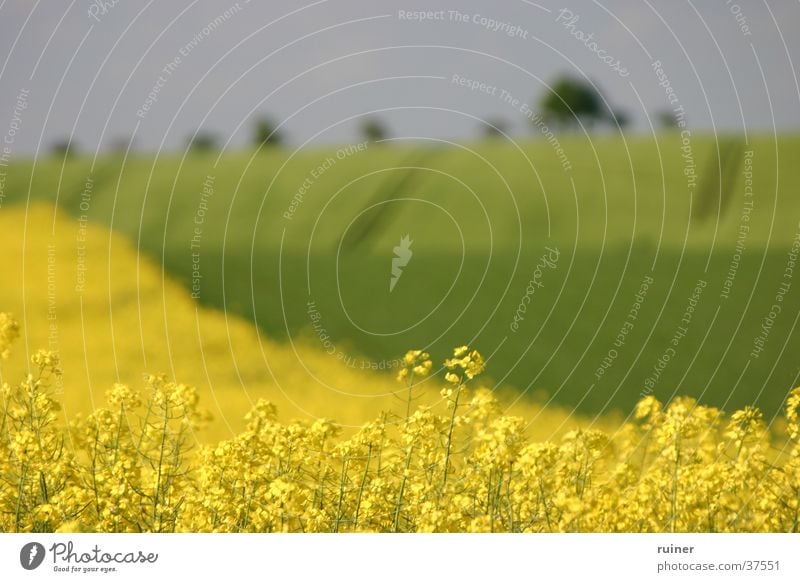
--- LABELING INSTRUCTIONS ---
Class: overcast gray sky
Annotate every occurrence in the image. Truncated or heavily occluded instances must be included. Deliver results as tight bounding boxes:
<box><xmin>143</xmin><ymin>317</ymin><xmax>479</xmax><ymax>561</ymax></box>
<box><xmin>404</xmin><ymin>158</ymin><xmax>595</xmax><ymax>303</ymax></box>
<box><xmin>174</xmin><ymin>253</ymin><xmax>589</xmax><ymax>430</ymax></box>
<box><xmin>1</xmin><ymin>0</ymin><xmax>798</xmax><ymax>156</ymax></box>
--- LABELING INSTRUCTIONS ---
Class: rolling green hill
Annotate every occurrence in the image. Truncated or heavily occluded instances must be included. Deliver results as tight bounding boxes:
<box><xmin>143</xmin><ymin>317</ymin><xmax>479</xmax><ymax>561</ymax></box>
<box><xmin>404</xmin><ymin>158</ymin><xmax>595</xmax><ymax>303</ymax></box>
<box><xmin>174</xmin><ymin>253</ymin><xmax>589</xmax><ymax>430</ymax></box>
<box><xmin>2</xmin><ymin>133</ymin><xmax>799</xmax><ymax>415</ymax></box>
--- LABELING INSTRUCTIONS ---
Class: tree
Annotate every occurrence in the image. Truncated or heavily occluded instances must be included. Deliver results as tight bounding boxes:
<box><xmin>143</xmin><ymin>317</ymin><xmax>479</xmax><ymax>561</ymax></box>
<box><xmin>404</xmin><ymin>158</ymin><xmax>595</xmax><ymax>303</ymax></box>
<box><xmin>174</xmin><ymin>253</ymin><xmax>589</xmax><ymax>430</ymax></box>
<box><xmin>187</xmin><ymin>132</ymin><xmax>219</xmax><ymax>152</ymax></box>
<box><xmin>611</xmin><ymin>109</ymin><xmax>630</xmax><ymax>131</ymax></box>
<box><xmin>108</xmin><ymin>136</ymin><xmax>135</xmax><ymax>154</ymax></box>
<box><xmin>481</xmin><ymin>118</ymin><xmax>510</xmax><ymax>139</ymax></box>
<box><xmin>539</xmin><ymin>75</ymin><xmax>607</xmax><ymax>130</ymax></box>
<box><xmin>50</xmin><ymin>138</ymin><xmax>76</xmax><ymax>159</ymax></box>
<box><xmin>655</xmin><ymin>109</ymin><xmax>678</xmax><ymax>130</ymax></box>
<box><xmin>252</xmin><ymin>116</ymin><xmax>284</xmax><ymax>149</ymax></box>
<box><xmin>359</xmin><ymin>118</ymin><xmax>388</xmax><ymax>143</ymax></box>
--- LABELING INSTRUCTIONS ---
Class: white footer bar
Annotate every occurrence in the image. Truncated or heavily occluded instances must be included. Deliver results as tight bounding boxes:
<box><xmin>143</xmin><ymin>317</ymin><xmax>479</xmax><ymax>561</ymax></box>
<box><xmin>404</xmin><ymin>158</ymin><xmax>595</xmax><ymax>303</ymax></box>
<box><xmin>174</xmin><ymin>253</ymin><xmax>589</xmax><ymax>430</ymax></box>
<box><xmin>1</xmin><ymin>534</ymin><xmax>797</xmax><ymax>581</ymax></box>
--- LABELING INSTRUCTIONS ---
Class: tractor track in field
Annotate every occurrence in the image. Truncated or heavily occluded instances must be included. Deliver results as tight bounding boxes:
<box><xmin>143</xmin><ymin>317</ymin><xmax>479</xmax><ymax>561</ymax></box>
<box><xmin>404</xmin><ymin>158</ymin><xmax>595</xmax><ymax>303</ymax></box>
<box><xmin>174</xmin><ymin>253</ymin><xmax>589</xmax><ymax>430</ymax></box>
<box><xmin>55</xmin><ymin>159</ymin><xmax>123</xmax><ymax>214</ymax></box>
<box><xmin>694</xmin><ymin>138</ymin><xmax>744</xmax><ymax>222</ymax></box>
<box><xmin>341</xmin><ymin>149</ymin><xmax>439</xmax><ymax>252</ymax></box>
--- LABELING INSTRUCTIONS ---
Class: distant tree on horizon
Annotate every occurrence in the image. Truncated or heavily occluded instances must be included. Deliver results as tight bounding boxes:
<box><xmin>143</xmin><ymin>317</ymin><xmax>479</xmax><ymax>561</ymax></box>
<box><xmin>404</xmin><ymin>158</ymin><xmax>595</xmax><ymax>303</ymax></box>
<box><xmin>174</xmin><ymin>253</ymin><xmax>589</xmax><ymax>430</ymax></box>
<box><xmin>655</xmin><ymin>109</ymin><xmax>679</xmax><ymax>130</ymax></box>
<box><xmin>538</xmin><ymin>75</ymin><xmax>609</xmax><ymax>130</ymax></box>
<box><xmin>108</xmin><ymin>136</ymin><xmax>135</xmax><ymax>154</ymax></box>
<box><xmin>50</xmin><ymin>138</ymin><xmax>77</xmax><ymax>159</ymax></box>
<box><xmin>252</xmin><ymin>116</ymin><xmax>284</xmax><ymax>149</ymax></box>
<box><xmin>187</xmin><ymin>132</ymin><xmax>219</xmax><ymax>152</ymax></box>
<box><xmin>359</xmin><ymin>117</ymin><xmax>389</xmax><ymax>143</ymax></box>
<box><xmin>481</xmin><ymin>118</ymin><xmax>510</xmax><ymax>139</ymax></box>
<box><xmin>611</xmin><ymin>109</ymin><xmax>631</xmax><ymax>131</ymax></box>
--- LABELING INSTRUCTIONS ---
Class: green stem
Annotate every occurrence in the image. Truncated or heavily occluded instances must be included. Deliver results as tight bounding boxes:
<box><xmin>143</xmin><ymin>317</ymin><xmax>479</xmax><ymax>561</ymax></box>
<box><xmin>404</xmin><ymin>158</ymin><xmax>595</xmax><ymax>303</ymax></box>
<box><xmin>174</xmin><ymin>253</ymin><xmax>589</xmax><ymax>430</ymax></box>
<box><xmin>333</xmin><ymin>457</ymin><xmax>349</xmax><ymax>533</ymax></box>
<box><xmin>353</xmin><ymin>444</ymin><xmax>373</xmax><ymax>529</ymax></box>
<box><xmin>441</xmin><ymin>383</ymin><xmax>463</xmax><ymax>492</ymax></box>
<box><xmin>392</xmin><ymin>445</ymin><xmax>414</xmax><ymax>532</ymax></box>
<box><xmin>152</xmin><ymin>406</ymin><xmax>170</xmax><ymax>532</ymax></box>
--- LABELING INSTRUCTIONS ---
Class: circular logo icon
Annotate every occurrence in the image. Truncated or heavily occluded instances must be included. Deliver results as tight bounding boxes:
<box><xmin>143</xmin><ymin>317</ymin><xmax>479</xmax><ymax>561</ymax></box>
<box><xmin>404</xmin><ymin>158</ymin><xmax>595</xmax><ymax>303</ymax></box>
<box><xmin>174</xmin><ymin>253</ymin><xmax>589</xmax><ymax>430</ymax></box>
<box><xmin>20</xmin><ymin>542</ymin><xmax>46</xmax><ymax>570</ymax></box>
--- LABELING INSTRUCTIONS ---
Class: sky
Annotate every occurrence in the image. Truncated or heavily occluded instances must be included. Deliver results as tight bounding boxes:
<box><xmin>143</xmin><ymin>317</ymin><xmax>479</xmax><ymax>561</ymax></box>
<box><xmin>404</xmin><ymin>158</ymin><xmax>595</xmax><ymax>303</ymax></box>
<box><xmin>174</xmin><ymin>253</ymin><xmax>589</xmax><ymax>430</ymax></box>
<box><xmin>0</xmin><ymin>0</ymin><xmax>798</xmax><ymax>156</ymax></box>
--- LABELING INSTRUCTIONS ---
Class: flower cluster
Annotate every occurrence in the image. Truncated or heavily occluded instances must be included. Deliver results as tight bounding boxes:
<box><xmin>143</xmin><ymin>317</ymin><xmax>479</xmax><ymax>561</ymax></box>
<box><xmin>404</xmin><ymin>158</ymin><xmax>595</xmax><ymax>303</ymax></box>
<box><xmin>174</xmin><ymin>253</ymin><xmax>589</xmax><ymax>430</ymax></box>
<box><xmin>0</xmin><ymin>312</ymin><xmax>19</xmax><ymax>360</ymax></box>
<box><xmin>444</xmin><ymin>345</ymin><xmax>485</xmax><ymax>385</ymax></box>
<box><xmin>2</xmin><ymin>314</ymin><xmax>800</xmax><ymax>533</ymax></box>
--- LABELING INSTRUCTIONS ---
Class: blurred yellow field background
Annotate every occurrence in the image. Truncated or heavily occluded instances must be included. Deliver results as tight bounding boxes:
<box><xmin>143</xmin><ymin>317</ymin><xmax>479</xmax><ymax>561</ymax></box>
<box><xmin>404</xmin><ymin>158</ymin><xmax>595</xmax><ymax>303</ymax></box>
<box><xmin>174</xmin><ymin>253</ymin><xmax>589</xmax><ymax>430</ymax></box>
<box><xmin>0</xmin><ymin>204</ymin><xmax>588</xmax><ymax>442</ymax></box>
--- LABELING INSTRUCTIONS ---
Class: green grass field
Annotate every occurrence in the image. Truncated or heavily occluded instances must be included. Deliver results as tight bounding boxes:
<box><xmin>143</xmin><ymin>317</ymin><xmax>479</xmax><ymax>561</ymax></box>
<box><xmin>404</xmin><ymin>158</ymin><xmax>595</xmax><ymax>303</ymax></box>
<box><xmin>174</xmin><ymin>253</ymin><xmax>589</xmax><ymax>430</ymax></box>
<box><xmin>3</xmin><ymin>133</ymin><xmax>800</xmax><ymax>416</ymax></box>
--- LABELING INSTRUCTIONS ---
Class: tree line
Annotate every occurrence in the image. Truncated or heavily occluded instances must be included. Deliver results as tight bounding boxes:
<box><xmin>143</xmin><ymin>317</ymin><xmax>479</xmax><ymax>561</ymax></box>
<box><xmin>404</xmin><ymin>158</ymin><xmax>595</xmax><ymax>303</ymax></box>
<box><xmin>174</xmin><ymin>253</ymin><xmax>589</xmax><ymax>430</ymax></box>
<box><xmin>50</xmin><ymin>75</ymin><xmax>679</xmax><ymax>156</ymax></box>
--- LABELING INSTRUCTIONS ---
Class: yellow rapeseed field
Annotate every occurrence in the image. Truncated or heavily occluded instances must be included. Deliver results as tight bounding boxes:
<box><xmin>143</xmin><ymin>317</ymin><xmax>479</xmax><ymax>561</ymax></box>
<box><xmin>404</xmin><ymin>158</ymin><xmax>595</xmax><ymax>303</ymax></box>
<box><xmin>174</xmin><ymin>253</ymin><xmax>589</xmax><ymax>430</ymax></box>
<box><xmin>1</xmin><ymin>332</ymin><xmax>799</xmax><ymax>532</ymax></box>
<box><xmin>0</xmin><ymin>204</ymin><xmax>579</xmax><ymax>439</ymax></box>
<box><xmin>1</xmin><ymin>205</ymin><xmax>799</xmax><ymax>533</ymax></box>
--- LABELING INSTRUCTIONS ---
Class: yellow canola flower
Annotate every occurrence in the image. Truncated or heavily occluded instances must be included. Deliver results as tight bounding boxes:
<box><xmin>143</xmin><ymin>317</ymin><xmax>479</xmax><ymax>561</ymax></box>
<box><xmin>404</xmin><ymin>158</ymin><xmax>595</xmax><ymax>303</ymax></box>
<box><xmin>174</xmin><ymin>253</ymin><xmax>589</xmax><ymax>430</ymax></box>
<box><xmin>0</xmin><ymin>312</ymin><xmax>19</xmax><ymax>359</ymax></box>
<box><xmin>1</xmin><ymin>318</ymin><xmax>800</xmax><ymax>534</ymax></box>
